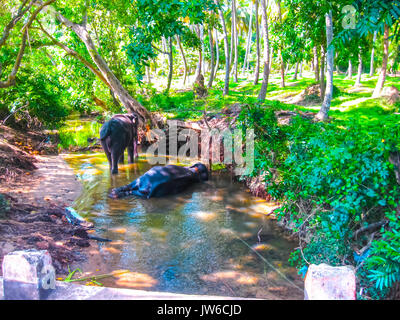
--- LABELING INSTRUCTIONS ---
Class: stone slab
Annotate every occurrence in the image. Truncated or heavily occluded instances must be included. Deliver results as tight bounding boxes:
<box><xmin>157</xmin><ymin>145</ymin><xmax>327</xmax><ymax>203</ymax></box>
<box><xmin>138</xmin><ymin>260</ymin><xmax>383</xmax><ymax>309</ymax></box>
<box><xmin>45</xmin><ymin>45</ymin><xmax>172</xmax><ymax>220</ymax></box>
<box><xmin>304</xmin><ymin>263</ymin><xmax>356</xmax><ymax>300</ymax></box>
<box><xmin>0</xmin><ymin>277</ymin><xmax>251</xmax><ymax>300</ymax></box>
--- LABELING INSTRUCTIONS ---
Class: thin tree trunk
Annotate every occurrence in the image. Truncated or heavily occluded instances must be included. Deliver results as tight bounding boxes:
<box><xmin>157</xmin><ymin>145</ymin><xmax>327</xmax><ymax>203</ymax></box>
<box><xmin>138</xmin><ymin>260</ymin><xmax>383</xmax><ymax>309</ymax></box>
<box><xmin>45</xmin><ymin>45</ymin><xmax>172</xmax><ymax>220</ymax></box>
<box><xmin>146</xmin><ymin>66</ymin><xmax>151</xmax><ymax>85</ymax></box>
<box><xmin>299</xmin><ymin>61</ymin><xmax>303</xmax><ymax>78</ymax></box>
<box><xmin>207</xmin><ymin>27</ymin><xmax>215</xmax><ymax>88</ymax></box>
<box><xmin>347</xmin><ymin>59</ymin><xmax>352</xmax><ymax>79</ymax></box>
<box><xmin>200</xmin><ymin>25</ymin><xmax>205</xmax><ymax>74</ymax></box>
<box><xmin>372</xmin><ymin>24</ymin><xmax>389</xmax><ymax>97</ymax></box>
<box><xmin>253</xmin><ymin>0</ymin><xmax>260</xmax><ymax>85</ymax></box>
<box><xmin>243</xmin><ymin>1</ymin><xmax>254</xmax><ymax>75</ymax></box>
<box><xmin>176</xmin><ymin>35</ymin><xmax>187</xmax><ymax>86</ymax></box>
<box><xmin>214</xmin><ymin>0</ymin><xmax>230</xmax><ymax>95</ymax></box>
<box><xmin>195</xmin><ymin>25</ymin><xmax>203</xmax><ymax>80</ymax></box>
<box><xmin>269</xmin><ymin>47</ymin><xmax>274</xmax><ymax>73</ymax></box>
<box><xmin>232</xmin><ymin>0</ymin><xmax>238</xmax><ymax>82</ymax></box>
<box><xmin>370</xmin><ymin>31</ymin><xmax>377</xmax><ymax>76</ymax></box>
<box><xmin>166</xmin><ymin>37</ymin><xmax>173</xmax><ymax>94</ymax></box>
<box><xmin>257</xmin><ymin>0</ymin><xmax>270</xmax><ymax>101</ymax></box>
<box><xmin>313</xmin><ymin>46</ymin><xmax>319</xmax><ymax>82</ymax></box>
<box><xmin>355</xmin><ymin>47</ymin><xmax>363</xmax><ymax>86</ymax></box>
<box><xmin>320</xmin><ymin>45</ymin><xmax>326</xmax><ymax>98</ymax></box>
<box><xmin>230</xmin><ymin>3</ymin><xmax>234</xmax><ymax>69</ymax></box>
<box><xmin>316</xmin><ymin>10</ymin><xmax>334</xmax><ymax>121</ymax></box>
<box><xmin>293</xmin><ymin>61</ymin><xmax>299</xmax><ymax>80</ymax></box>
<box><xmin>214</xmin><ymin>29</ymin><xmax>220</xmax><ymax>80</ymax></box>
<box><xmin>277</xmin><ymin>0</ymin><xmax>285</xmax><ymax>87</ymax></box>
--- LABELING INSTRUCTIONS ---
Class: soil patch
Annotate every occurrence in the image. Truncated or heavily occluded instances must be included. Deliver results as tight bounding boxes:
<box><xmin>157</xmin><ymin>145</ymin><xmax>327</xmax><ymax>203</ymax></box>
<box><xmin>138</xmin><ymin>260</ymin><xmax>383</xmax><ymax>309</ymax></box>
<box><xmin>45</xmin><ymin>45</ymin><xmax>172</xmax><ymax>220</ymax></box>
<box><xmin>0</xmin><ymin>125</ymin><xmax>93</xmax><ymax>276</ymax></box>
<box><xmin>0</xmin><ymin>195</ymin><xmax>91</xmax><ymax>274</ymax></box>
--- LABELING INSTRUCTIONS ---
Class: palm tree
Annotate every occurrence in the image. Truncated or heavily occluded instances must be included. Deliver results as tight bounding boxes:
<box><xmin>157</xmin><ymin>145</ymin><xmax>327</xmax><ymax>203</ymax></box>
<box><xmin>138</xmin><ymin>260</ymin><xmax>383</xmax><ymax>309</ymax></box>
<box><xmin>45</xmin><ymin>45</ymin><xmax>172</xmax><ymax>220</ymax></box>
<box><xmin>316</xmin><ymin>10</ymin><xmax>333</xmax><ymax>121</ymax></box>
<box><xmin>214</xmin><ymin>0</ymin><xmax>230</xmax><ymax>95</ymax></box>
<box><xmin>253</xmin><ymin>0</ymin><xmax>260</xmax><ymax>85</ymax></box>
<box><xmin>258</xmin><ymin>0</ymin><xmax>271</xmax><ymax>101</ymax></box>
<box><xmin>372</xmin><ymin>24</ymin><xmax>389</xmax><ymax>97</ymax></box>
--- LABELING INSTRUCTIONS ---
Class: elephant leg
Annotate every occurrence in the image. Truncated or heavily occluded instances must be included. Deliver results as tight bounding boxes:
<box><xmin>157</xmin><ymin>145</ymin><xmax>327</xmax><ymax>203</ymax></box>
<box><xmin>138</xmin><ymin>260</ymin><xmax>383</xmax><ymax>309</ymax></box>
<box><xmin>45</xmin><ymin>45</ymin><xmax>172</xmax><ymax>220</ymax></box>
<box><xmin>128</xmin><ymin>146</ymin><xmax>134</xmax><ymax>164</ymax></box>
<box><xmin>119</xmin><ymin>151</ymin><xmax>125</xmax><ymax>164</ymax></box>
<box><xmin>111</xmin><ymin>149</ymin><xmax>121</xmax><ymax>174</ymax></box>
<box><xmin>133</xmin><ymin>136</ymin><xmax>139</xmax><ymax>159</ymax></box>
<box><xmin>100</xmin><ymin>139</ymin><xmax>112</xmax><ymax>170</ymax></box>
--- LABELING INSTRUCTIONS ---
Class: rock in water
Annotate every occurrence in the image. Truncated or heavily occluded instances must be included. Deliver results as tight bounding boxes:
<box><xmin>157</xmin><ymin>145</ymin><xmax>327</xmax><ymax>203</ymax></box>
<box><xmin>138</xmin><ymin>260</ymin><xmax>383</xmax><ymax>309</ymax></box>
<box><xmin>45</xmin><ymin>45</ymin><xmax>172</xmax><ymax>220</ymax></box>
<box><xmin>304</xmin><ymin>263</ymin><xmax>356</xmax><ymax>300</ymax></box>
<box><xmin>64</xmin><ymin>207</ymin><xmax>93</xmax><ymax>228</ymax></box>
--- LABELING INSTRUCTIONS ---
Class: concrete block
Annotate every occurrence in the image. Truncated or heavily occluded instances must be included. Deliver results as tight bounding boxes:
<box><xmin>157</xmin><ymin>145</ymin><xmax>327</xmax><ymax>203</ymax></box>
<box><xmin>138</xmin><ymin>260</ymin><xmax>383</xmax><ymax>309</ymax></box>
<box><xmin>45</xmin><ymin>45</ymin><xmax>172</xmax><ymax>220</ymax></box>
<box><xmin>304</xmin><ymin>263</ymin><xmax>356</xmax><ymax>300</ymax></box>
<box><xmin>2</xmin><ymin>249</ymin><xmax>56</xmax><ymax>300</ymax></box>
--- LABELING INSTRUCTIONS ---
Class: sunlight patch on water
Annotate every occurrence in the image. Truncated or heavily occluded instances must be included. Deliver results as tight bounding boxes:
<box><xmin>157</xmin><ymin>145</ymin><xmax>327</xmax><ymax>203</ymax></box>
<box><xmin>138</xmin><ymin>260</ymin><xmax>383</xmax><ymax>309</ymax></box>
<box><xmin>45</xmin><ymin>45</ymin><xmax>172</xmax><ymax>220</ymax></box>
<box><xmin>191</xmin><ymin>211</ymin><xmax>218</xmax><ymax>222</ymax></box>
<box><xmin>201</xmin><ymin>270</ymin><xmax>259</xmax><ymax>285</ymax></box>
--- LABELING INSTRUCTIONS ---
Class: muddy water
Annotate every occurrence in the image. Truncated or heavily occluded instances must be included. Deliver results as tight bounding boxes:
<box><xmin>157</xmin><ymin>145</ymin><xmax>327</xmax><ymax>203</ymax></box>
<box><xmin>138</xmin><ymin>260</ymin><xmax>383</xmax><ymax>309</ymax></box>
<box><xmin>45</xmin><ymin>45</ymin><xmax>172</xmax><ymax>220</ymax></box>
<box><xmin>64</xmin><ymin>153</ymin><xmax>304</xmax><ymax>299</ymax></box>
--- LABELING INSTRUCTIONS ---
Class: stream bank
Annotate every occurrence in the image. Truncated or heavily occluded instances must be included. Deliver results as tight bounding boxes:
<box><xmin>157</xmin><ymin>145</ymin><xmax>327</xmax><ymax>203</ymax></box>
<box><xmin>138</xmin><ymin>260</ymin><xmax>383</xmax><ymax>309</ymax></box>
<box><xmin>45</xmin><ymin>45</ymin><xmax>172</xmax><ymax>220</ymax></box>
<box><xmin>0</xmin><ymin>125</ymin><xmax>95</xmax><ymax>275</ymax></box>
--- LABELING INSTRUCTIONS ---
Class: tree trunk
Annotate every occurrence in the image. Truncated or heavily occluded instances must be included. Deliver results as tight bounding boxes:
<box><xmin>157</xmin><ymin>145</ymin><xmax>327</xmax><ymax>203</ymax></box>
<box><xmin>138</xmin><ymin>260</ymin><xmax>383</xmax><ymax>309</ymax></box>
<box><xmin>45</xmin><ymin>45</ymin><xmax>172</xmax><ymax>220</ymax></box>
<box><xmin>355</xmin><ymin>47</ymin><xmax>363</xmax><ymax>87</ymax></box>
<box><xmin>316</xmin><ymin>10</ymin><xmax>334</xmax><ymax>121</ymax></box>
<box><xmin>257</xmin><ymin>0</ymin><xmax>270</xmax><ymax>101</ymax></box>
<box><xmin>243</xmin><ymin>2</ymin><xmax>254</xmax><ymax>75</ymax></box>
<box><xmin>176</xmin><ymin>35</ymin><xmax>187</xmax><ymax>86</ymax></box>
<box><xmin>269</xmin><ymin>47</ymin><xmax>274</xmax><ymax>72</ymax></box>
<box><xmin>195</xmin><ymin>25</ymin><xmax>203</xmax><ymax>80</ymax></box>
<box><xmin>320</xmin><ymin>45</ymin><xmax>326</xmax><ymax>98</ymax></box>
<box><xmin>200</xmin><ymin>25</ymin><xmax>205</xmax><ymax>74</ymax></box>
<box><xmin>299</xmin><ymin>61</ymin><xmax>303</xmax><ymax>78</ymax></box>
<box><xmin>347</xmin><ymin>59</ymin><xmax>352</xmax><ymax>79</ymax></box>
<box><xmin>165</xmin><ymin>37</ymin><xmax>173</xmax><ymax>94</ymax></box>
<box><xmin>293</xmin><ymin>61</ymin><xmax>299</xmax><ymax>80</ymax></box>
<box><xmin>369</xmin><ymin>31</ymin><xmax>377</xmax><ymax>76</ymax></box>
<box><xmin>232</xmin><ymin>0</ymin><xmax>238</xmax><ymax>82</ymax></box>
<box><xmin>372</xmin><ymin>24</ymin><xmax>389</xmax><ymax>98</ymax></box>
<box><xmin>214</xmin><ymin>29</ymin><xmax>220</xmax><ymax>80</ymax></box>
<box><xmin>277</xmin><ymin>0</ymin><xmax>285</xmax><ymax>87</ymax></box>
<box><xmin>52</xmin><ymin>8</ymin><xmax>152</xmax><ymax>125</ymax></box>
<box><xmin>207</xmin><ymin>27</ymin><xmax>215</xmax><ymax>88</ymax></box>
<box><xmin>214</xmin><ymin>0</ymin><xmax>230</xmax><ymax>95</ymax></box>
<box><xmin>313</xmin><ymin>46</ymin><xmax>319</xmax><ymax>82</ymax></box>
<box><xmin>253</xmin><ymin>0</ymin><xmax>260</xmax><ymax>85</ymax></box>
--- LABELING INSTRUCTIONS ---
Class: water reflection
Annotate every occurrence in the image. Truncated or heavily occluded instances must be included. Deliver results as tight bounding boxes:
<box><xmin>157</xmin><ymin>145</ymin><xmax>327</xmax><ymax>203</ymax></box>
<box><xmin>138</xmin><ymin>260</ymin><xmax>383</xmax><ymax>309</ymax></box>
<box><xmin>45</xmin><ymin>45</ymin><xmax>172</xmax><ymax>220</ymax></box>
<box><xmin>64</xmin><ymin>153</ymin><xmax>303</xmax><ymax>299</ymax></box>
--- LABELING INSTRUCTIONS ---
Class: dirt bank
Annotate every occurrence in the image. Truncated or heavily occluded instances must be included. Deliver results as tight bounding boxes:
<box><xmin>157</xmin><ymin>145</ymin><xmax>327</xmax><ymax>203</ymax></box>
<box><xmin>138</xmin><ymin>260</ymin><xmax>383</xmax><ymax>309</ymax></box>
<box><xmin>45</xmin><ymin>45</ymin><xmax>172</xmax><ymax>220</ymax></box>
<box><xmin>0</xmin><ymin>126</ymin><xmax>93</xmax><ymax>275</ymax></box>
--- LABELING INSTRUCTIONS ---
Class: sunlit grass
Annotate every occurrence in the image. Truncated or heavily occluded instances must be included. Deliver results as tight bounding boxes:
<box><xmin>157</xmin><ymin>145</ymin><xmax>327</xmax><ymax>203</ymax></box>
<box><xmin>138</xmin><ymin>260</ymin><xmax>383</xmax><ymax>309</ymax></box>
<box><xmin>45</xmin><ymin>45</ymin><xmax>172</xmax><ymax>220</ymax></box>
<box><xmin>58</xmin><ymin>119</ymin><xmax>102</xmax><ymax>149</ymax></box>
<box><xmin>139</xmin><ymin>71</ymin><xmax>400</xmax><ymax>124</ymax></box>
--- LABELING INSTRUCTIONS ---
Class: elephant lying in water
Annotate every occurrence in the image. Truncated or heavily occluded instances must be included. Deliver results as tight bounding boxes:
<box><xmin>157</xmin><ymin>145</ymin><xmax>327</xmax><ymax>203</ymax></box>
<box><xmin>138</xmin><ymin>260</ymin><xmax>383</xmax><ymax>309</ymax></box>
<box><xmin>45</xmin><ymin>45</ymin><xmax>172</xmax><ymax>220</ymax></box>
<box><xmin>100</xmin><ymin>113</ymin><xmax>138</xmax><ymax>174</ymax></box>
<box><xmin>109</xmin><ymin>163</ymin><xmax>209</xmax><ymax>199</ymax></box>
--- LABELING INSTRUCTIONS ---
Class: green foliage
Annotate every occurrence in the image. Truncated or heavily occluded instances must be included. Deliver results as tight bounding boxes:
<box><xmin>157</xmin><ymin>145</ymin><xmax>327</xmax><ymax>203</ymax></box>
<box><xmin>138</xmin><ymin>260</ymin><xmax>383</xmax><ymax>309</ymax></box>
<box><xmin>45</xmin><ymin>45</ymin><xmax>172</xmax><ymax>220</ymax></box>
<box><xmin>58</xmin><ymin>120</ymin><xmax>102</xmax><ymax>149</ymax></box>
<box><xmin>365</xmin><ymin>210</ymin><xmax>400</xmax><ymax>293</ymax></box>
<box><xmin>0</xmin><ymin>69</ymin><xmax>68</xmax><ymax>128</ymax></box>
<box><xmin>125</xmin><ymin>0</ymin><xmax>216</xmax><ymax>80</ymax></box>
<box><xmin>237</xmin><ymin>101</ymin><xmax>400</xmax><ymax>299</ymax></box>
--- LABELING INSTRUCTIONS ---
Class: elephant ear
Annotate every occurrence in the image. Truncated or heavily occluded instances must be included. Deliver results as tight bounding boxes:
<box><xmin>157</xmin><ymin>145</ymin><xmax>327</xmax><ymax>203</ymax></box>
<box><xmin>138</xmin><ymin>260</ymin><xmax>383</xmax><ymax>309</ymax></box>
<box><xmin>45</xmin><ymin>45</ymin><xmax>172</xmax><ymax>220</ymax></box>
<box><xmin>99</xmin><ymin>121</ymin><xmax>111</xmax><ymax>140</ymax></box>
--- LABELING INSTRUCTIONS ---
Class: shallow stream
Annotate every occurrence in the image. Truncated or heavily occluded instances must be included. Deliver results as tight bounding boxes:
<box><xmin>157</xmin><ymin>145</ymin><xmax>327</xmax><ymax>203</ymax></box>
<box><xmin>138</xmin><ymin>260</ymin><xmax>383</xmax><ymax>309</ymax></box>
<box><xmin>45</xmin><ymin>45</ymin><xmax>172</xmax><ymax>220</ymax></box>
<box><xmin>64</xmin><ymin>153</ymin><xmax>303</xmax><ymax>299</ymax></box>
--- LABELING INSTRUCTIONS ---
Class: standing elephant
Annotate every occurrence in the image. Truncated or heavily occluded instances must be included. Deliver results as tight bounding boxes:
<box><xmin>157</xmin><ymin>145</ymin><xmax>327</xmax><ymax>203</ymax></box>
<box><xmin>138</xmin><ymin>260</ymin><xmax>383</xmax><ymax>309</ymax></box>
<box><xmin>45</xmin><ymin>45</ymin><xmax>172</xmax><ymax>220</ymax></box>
<box><xmin>99</xmin><ymin>113</ymin><xmax>139</xmax><ymax>174</ymax></box>
<box><xmin>109</xmin><ymin>163</ymin><xmax>209</xmax><ymax>198</ymax></box>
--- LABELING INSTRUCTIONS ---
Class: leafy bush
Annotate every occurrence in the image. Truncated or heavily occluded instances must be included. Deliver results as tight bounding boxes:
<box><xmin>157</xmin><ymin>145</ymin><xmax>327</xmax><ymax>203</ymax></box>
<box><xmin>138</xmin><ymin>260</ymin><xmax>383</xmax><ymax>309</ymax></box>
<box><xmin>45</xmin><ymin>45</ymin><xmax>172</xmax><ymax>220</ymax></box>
<box><xmin>0</xmin><ymin>70</ymin><xmax>68</xmax><ymax>129</ymax></box>
<box><xmin>237</xmin><ymin>101</ymin><xmax>400</xmax><ymax>299</ymax></box>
